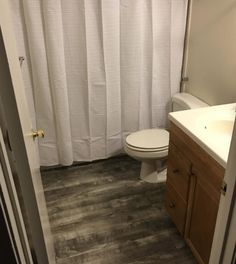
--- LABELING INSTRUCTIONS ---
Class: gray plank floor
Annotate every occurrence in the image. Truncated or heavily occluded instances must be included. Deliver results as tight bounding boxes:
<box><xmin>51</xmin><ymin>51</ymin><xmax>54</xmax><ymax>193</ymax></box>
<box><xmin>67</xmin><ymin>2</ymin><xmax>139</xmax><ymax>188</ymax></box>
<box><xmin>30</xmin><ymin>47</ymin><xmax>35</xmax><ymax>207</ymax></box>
<box><xmin>42</xmin><ymin>156</ymin><xmax>196</xmax><ymax>264</ymax></box>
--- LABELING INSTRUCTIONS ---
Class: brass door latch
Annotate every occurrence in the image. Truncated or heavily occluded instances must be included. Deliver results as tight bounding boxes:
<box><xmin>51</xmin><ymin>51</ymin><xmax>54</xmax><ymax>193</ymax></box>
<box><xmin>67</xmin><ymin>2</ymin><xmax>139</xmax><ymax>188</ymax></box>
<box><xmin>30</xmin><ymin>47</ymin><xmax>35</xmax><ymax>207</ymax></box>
<box><xmin>31</xmin><ymin>129</ymin><xmax>45</xmax><ymax>139</ymax></box>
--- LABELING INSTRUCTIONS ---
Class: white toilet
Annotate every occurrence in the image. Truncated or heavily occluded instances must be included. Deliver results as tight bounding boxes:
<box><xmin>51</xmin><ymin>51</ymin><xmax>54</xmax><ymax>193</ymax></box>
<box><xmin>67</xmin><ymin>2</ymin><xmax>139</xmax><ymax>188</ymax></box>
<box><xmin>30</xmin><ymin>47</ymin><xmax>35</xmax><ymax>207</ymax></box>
<box><xmin>124</xmin><ymin>93</ymin><xmax>208</xmax><ymax>183</ymax></box>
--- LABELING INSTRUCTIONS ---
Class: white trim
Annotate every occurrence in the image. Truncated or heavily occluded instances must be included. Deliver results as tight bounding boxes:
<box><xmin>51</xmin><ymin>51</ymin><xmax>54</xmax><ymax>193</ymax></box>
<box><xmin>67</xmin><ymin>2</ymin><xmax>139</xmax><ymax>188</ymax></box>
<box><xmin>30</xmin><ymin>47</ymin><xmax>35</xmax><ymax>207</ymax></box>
<box><xmin>0</xmin><ymin>128</ymin><xmax>33</xmax><ymax>264</ymax></box>
<box><xmin>0</xmin><ymin>185</ymin><xmax>19</xmax><ymax>263</ymax></box>
<box><xmin>222</xmin><ymin>197</ymin><xmax>236</xmax><ymax>263</ymax></box>
<box><xmin>210</xmin><ymin>116</ymin><xmax>236</xmax><ymax>263</ymax></box>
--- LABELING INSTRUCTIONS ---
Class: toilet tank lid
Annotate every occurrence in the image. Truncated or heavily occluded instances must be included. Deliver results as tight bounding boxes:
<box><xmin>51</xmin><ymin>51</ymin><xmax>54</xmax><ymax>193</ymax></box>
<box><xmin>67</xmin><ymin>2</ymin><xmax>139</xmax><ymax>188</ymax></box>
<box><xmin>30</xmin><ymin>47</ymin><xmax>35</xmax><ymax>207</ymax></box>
<box><xmin>172</xmin><ymin>93</ymin><xmax>209</xmax><ymax>109</ymax></box>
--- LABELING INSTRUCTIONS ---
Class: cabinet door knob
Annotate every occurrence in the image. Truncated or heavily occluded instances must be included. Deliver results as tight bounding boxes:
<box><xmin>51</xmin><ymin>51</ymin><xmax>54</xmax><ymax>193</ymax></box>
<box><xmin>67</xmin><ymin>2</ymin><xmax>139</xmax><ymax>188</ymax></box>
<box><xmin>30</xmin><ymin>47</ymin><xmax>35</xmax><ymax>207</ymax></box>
<box><xmin>169</xmin><ymin>202</ymin><xmax>175</xmax><ymax>208</ymax></box>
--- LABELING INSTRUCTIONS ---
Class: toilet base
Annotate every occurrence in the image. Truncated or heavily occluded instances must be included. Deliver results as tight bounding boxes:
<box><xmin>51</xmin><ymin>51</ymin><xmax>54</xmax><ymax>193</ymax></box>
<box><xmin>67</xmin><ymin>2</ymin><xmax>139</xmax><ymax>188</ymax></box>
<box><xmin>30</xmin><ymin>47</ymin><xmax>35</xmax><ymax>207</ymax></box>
<box><xmin>140</xmin><ymin>160</ymin><xmax>167</xmax><ymax>183</ymax></box>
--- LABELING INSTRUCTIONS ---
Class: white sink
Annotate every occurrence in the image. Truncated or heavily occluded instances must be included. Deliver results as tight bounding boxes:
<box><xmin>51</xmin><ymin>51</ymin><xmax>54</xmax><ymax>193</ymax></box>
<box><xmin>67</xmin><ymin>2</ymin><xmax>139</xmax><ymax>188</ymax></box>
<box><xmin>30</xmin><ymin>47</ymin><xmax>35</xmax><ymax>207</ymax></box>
<box><xmin>203</xmin><ymin>120</ymin><xmax>234</xmax><ymax>135</ymax></box>
<box><xmin>197</xmin><ymin>110</ymin><xmax>235</xmax><ymax>136</ymax></box>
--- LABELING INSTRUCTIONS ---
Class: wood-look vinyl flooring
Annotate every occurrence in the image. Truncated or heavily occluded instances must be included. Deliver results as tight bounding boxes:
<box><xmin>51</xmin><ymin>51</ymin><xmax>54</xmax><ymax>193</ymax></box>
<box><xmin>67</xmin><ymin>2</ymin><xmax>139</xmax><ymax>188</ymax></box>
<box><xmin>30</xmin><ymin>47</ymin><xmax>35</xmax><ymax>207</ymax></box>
<box><xmin>42</xmin><ymin>156</ymin><xmax>196</xmax><ymax>264</ymax></box>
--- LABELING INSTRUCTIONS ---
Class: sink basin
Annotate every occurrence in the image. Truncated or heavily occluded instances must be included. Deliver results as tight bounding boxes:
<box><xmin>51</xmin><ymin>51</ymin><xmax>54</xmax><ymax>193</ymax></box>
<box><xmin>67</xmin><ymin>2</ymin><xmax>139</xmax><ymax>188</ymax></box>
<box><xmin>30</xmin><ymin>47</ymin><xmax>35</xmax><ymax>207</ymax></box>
<box><xmin>197</xmin><ymin>109</ymin><xmax>235</xmax><ymax>136</ymax></box>
<box><xmin>203</xmin><ymin>120</ymin><xmax>234</xmax><ymax>135</ymax></box>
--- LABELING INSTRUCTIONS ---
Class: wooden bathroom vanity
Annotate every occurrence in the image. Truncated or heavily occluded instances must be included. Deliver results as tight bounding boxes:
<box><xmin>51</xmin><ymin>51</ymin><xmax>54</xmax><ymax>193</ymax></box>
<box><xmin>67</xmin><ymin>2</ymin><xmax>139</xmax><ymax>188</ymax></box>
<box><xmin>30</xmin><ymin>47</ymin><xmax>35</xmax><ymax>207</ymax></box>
<box><xmin>165</xmin><ymin>122</ymin><xmax>225</xmax><ymax>264</ymax></box>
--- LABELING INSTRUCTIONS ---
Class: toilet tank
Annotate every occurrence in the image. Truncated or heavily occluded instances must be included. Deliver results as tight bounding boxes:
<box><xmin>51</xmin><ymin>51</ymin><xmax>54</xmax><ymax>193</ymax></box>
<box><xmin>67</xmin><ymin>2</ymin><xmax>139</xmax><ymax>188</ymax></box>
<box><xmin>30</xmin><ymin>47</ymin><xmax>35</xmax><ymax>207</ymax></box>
<box><xmin>172</xmin><ymin>93</ymin><xmax>208</xmax><ymax>112</ymax></box>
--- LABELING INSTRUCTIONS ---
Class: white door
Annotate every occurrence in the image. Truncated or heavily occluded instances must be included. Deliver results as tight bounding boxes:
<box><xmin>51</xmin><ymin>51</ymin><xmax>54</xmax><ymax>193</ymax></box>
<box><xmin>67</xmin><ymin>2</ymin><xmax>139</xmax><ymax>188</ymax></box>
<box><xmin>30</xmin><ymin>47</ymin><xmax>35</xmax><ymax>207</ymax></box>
<box><xmin>0</xmin><ymin>1</ymin><xmax>55</xmax><ymax>263</ymax></box>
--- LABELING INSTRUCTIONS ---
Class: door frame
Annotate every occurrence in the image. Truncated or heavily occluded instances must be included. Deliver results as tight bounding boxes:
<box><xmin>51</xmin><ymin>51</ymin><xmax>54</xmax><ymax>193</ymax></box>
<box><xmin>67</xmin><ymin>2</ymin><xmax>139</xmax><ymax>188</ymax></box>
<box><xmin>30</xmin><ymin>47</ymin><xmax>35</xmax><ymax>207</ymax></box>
<box><xmin>0</xmin><ymin>194</ymin><xmax>18</xmax><ymax>264</ymax></box>
<box><xmin>221</xmin><ymin>196</ymin><xmax>236</xmax><ymax>263</ymax></box>
<box><xmin>0</xmin><ymin>128</ymin><xmax>34</xmax><ymax>264</ymax></box>
<box><xmin>0</xmin><ymin>1</ymin><xmax>55</xmax><ymax>263</ymax></box>
<box><xmin>210</xmin><ymin>120</ymin><xmax>236</xmax><ymax>264</ymax></box>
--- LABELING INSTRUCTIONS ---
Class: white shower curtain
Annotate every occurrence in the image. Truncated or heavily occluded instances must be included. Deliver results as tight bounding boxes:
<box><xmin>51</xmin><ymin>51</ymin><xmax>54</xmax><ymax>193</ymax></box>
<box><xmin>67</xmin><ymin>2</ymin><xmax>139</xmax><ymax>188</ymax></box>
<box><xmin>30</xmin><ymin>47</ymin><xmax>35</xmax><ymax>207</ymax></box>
<box><xmin>10</xmin><ymin>0</ymin><xmax>187</xmax><ymax>166</ymax></box>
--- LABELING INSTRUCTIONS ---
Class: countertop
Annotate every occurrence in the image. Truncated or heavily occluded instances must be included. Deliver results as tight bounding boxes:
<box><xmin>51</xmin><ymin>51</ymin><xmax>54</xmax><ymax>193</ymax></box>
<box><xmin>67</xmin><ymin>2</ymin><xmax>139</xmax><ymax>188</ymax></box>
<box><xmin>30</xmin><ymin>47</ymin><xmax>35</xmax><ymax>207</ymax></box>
<box><xmin>168</xmin><ymin>103</ymin><xmax>236</xmax><ymax>168</ymax></box>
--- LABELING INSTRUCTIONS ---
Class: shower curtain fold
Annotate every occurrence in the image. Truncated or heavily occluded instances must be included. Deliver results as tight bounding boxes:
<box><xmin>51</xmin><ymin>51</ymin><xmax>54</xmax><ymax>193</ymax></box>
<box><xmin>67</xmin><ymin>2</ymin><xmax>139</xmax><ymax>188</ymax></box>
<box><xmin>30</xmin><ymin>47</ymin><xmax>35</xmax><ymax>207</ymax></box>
<box><xmin>10</xmin><ymin>0</ymin><xmax>188</xmax><ymax>166</ymax></box>
<box><xmin>42</xmin><ymin>0</ymin><xmax>73</xmax><ymax>165</ymax></box>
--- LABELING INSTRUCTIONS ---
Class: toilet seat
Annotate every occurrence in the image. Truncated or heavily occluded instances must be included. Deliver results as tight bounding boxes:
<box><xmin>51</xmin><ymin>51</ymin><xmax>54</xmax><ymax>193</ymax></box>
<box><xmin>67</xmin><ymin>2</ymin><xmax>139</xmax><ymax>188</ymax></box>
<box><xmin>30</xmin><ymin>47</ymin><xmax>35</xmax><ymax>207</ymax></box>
<box><xmin>126</xmin><ymin>144</ymin><xmax>168</xmax><ymax>152</ymax></box>
<box><xmin>125</xmin><ymin>129</ymin><xmax>169</xmax><ymax>152</ymax></box>
<box><xmin>124</xmin><ymin>128</ymin><xmax>169</xmax><ymax>183</ymax></box>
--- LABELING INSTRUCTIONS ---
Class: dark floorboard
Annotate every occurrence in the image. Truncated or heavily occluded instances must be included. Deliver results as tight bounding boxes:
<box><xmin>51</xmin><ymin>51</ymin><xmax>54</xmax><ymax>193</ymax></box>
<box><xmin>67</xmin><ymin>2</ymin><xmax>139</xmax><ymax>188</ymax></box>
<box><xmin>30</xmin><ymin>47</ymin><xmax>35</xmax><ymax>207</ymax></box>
<box><xmin>42</xmin><ymin>156</ymin><xmax>196</xmax><ymax>264</ymax></box>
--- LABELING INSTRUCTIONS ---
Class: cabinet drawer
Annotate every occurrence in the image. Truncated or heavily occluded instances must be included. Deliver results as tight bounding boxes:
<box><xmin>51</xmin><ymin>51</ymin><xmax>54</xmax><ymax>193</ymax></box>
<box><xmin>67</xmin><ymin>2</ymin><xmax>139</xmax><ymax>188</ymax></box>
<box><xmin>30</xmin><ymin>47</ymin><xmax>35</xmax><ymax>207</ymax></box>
<box><xmin>165</xmin><ymin>181</ymin><xmax>187</xmax><ymax>235</ymax></box>
<box><xmin>167</xmin><ymin>142</ymin><xmax>191</xmax><ymax>201</ymax></box>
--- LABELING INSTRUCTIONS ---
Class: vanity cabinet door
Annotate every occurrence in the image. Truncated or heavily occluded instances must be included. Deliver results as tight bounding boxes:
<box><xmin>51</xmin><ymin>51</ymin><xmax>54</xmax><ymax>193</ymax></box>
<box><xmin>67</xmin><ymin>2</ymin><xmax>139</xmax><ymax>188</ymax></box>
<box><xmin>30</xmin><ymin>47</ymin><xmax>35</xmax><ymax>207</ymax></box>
<box><xmin>166</xmin><ymin>122</ymin><xmax>225</xmax><ymax>264</ymax></box>
<box><xmin>167</xmin><ymin>142</ymin><xmax>191</xmax><ymax>201</ymax></box>
<box><xmin>185</xmin><ymin>167</ymin><xmax>221</xmax><ymax>264</ymax></box>
<box><xmin>165</xmin><ymin>181</ymin><xmax>187</xmax><ymax>235</ymax></box>
<box><xmin>165</xmin><ymin>141</ymin><xmax>191</xmax><ymax>234</ymax></box>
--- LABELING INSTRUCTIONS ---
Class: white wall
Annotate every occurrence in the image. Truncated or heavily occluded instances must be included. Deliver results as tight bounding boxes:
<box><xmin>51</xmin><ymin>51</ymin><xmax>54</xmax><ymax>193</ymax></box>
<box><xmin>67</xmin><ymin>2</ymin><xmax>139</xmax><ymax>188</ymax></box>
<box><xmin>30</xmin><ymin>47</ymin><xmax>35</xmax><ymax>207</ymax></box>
<box><xmin>183</xmin><ymin>0</ymin><xmax>236</xmax><ymax>105</ymax></box>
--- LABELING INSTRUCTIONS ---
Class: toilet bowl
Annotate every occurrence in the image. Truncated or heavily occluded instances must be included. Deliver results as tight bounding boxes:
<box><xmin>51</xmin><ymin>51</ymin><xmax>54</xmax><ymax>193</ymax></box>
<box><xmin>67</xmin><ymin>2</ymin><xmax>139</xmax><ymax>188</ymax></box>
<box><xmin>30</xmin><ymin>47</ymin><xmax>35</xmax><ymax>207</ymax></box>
<box><xmin>124</xmin><ymin>129</ymin><xmax>169</xmax><ymax>183</ymax></box>
<box><xmin>124</xmin><ymin>92</ymin><xmax>208</xmax><ymax>183</ymax></box>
